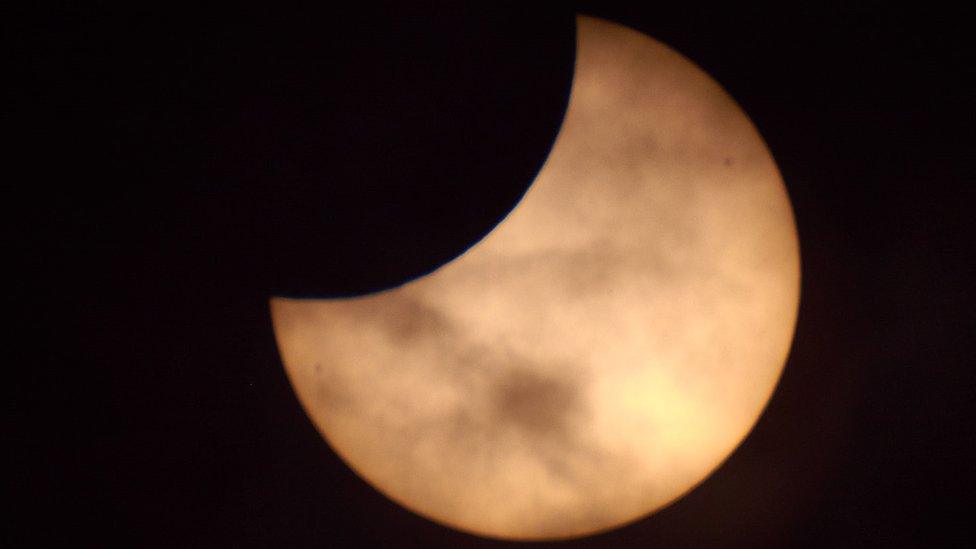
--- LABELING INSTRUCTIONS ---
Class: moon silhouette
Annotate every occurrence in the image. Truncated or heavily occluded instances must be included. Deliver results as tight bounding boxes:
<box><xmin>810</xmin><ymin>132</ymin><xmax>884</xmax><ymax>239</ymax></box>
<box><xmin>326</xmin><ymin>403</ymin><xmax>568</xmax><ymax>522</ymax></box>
<box><xmin>271</xmin><ymin>15</ymin><xmax>800</xmax><ymax>541</ymax></box>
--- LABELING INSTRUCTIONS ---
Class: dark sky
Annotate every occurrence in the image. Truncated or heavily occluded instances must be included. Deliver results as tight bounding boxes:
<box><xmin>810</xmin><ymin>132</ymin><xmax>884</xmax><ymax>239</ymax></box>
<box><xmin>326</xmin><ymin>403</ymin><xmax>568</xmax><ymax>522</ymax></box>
<box><xmin>10</xmin><ymin>2</ymin><xmax>973</xmax><ymax>547</ymax></box>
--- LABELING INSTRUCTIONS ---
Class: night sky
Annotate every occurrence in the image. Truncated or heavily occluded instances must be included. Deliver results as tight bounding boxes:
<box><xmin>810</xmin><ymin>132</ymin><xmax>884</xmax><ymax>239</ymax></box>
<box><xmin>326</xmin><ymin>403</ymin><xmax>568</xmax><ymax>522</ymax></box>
<box><xmin>10</xmin><ymin>2</ymin><xmax>973</xmax><ymax>546</ymax></box>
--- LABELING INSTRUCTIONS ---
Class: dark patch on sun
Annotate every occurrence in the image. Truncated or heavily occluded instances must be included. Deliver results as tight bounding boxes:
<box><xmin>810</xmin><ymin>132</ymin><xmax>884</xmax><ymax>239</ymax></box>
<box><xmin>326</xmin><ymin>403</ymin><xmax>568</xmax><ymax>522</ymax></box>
<box><xmin>361</xmin><ymin>294</ymin><xmax>453</xmax><ymax>343</ymax></box>
<box><xmin>311</xmin><ymin>362</ymin><xmax>355</xmax><ymax>412</ymax></box>
<box><xmin>490</xmin><ymin>367</ymin><xmax>587</xmax><ymax>439</ymax></box>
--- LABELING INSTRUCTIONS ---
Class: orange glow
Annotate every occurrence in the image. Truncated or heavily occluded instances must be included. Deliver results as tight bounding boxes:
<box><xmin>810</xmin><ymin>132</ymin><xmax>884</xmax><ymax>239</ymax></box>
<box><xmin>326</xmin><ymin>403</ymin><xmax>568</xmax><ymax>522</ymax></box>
<box><xmin>271</xmin><ymin>15</ymin><xmax>800</xmax><ymax>541</ymax></box>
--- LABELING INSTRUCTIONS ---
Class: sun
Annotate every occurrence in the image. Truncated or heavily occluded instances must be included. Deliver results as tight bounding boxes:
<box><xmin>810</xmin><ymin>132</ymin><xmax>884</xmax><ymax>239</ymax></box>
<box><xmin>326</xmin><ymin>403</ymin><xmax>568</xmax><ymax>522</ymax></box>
<box><xmin>270</xmin><ymin>15</ymin><xmax>800</xmax><ymax>541</ymax></box>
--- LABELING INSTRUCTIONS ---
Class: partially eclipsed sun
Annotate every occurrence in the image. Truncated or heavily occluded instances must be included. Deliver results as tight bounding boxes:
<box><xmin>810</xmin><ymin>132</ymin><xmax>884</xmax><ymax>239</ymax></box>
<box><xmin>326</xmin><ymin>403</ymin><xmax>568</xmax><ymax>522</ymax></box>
<box><xmin>271</xmin><ymin>15</ymin><xmax>800</xmax><ymax>541</ymax></box>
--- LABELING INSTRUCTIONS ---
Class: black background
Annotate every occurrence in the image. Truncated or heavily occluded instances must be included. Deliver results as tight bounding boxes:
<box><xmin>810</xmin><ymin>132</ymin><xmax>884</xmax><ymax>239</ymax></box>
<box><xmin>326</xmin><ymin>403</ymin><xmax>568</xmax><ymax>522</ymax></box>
<box><xmin>9</xmin><ymin>2</ymin><xmax>973</xmax><ymax>546</ymax></box>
